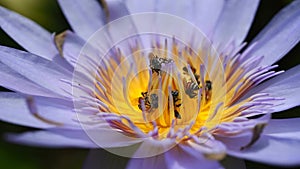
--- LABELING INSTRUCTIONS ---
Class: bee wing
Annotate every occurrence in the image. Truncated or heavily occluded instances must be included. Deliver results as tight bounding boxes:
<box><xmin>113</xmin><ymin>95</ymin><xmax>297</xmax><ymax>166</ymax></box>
<box><xmin>148</xmin><ymin>52</ymin><xmax>156</xmax><ymax>59</ymax></box>
<box><xmin>183</xmin><ymin>78</ymin><xmax>188</xmax><ymax>88</ymax></box>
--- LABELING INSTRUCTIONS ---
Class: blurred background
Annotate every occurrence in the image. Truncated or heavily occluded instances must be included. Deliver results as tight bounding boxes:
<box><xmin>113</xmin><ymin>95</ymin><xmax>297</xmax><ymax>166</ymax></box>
<box><xmin>0</xmin><ymin>0</ymin><xmax>299</xmax><ymax>169</ymax></box>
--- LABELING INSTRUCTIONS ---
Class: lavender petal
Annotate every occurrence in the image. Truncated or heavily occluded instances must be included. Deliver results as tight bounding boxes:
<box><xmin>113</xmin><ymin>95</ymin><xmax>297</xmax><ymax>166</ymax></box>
<box><xmin>61</xmin><ymin>31</ymin><xmax>86</xmax><ymax>67</ymax></box>
<box><xmin>212</xmin><ymin>0</ymin><xmax>259</xmax><ymax>49</ymax></box>
<box><xmin>125</xmin><ymin>0</ymin><xmax>225</xmax><ymax>37</ymax></box>
<box><xmin>245</xmin><ymin>0</ymin><xmax>300</xmax><ymax>66</ymax></box>
<box><xmin>6</xmin><ymin>129</ymin><xmax>97</xmax><ymax>148</ymax></box>
<box><xmin>264</xmin><ymin>118</ymin><xmax>300</xmax><ymax>134</ymax></box>
<box><xmin>58</xmin><ymin>0</ymin><xmax>105</xmax><ymax>40</ymax></box>
<box><xmin>241</xmin><ymin>65</ymin><xmax>300</xmax><ymax>113</ymax></box>
<box><xmin>0</xmin><ymin>6</ymin><xmax>58</xmax><ymax>60</ymax></box>
<box><xmin>0</xmin><ymin>46</ymin><xmax>72</xmax><ymax>98</ymax></box>
<box><xmin>0</xmin><ymin>92</ymin><xmax>78</xmax><ymax>129</ymax></box>
<box><xmin>0</xmin><ymin>63</ymin><xmax>60</xmax><ymax>98</ymax></box>
<box><xmin>228</xmin><ymin>134</ymin><xmax>300</xmax><ymax>166</ymax></box>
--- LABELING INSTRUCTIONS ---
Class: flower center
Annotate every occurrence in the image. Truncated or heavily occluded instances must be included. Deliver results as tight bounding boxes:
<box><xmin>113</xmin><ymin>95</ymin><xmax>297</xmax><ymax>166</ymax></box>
<box><xmin>83</xmin><ymin>36</ymin><xmax>283</xmax><ymax>140</ymax></box>
<box><xmin>88</xmin><ymin>37</ymin><xmax>225</xmax><ymax>139</ymax></box>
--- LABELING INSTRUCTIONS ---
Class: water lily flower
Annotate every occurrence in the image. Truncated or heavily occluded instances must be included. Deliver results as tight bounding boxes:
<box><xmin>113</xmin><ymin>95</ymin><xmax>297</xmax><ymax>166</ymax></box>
<box><xmin>0</xmin><ymin>1</ymin><xmax>300</xmax><ymax>169</ymax></box>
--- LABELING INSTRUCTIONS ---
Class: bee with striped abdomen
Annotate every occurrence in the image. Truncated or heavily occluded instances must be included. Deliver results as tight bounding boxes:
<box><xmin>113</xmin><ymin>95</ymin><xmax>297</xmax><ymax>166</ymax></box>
<box><xmin>204</xmin><ymin>80</ymin><xmax>212</xmax><ymax>100</ymax></box>
<box><xmin>149</xmin><ymin>53</ymin><xmax>172</xmax><ymax>74</ymax></box>
<box><xmin>171</xmin><ymin>90</ymin><xmax>182</xmax><ymax>119</ymax></box>
<box><xmin>138</xmin><ymin>92</ymin><xmax>159</xmax><ymax>112</ymax></box>
<box><xmin>183</xmin><ymin>81</ymin><xmax>200</xmax><ymax>98</ymax></box>
<box><xmin>182</xmin><ymin>66</ymin><xmax>200</xmax><ymax>84</ymax></box>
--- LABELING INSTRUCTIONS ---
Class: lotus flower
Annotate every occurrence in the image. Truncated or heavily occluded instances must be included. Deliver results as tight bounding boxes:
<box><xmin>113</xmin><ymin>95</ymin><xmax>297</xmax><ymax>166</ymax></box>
<box><xmin>1</xmin><ymin>1</ymin><xmax>300</xmax><ymax>169</ymax></box>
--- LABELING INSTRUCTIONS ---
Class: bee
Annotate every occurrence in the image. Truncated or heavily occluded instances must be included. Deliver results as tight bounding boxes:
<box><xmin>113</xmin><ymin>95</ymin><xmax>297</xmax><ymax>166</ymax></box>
<box><xmin>138</xmin><ymin>92</ymin><xmax>150</xmax><ymax>111</ymax></box>
<box><xmin>205</xmin><ymin>80</ymin><xmax>212</xmax><ymax>91</ymax></box>
<box><xmin>149</xmin><ymin>93</ymin><xmax>159</xmax><ymax>109</ymax></box>
<box><xmin>171</xmin><ymin>90</ymin><xmax>181</xmax><ymax>107</ymax></box>
<box><xmin>205</xmin><ymin>80</ymin><xmax>212</xmax><ymax>100</ymax></box>
<box><xmin>183</xmin><ymin>81</ymin><xmax>200</xmax><ymax>98</ymax></box>
<box><xmin>174</xmin><ymin>110</ymin><xmax>181</xmax><ymax>119</ymax></box>
<box><xmin>149</xmin><ymin>53</ymin><xmax>172</xmax><ymax>74</ymax></box>
<box><xmin>183</xmin><ymin>66</ymin><xmax>200</xmax><ymax>84</ymax></box>
<box><xmin>138</xmin><ymin>92</ymin><xmax>158</xmax><ymax>112</ymax></box>
<box><xmin>171</xmin><ymin>90</ymin><xmax>182</xmax><ymax>119</ymax></box>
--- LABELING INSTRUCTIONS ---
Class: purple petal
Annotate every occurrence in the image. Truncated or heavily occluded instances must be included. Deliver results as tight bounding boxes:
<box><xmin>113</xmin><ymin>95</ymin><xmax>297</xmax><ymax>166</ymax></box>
<box><xmin>51</xmin><ymin>53</ymin><xmax>74</xmax><ymax>72</ymax></box>
<box><xmin>214</xmin><ymin>115</ymin><xmax>270</xmax><ymax>151</ymax></box>
<box><xmin>166</xmin><ymin>145</ymin><xmax>223</xmax><ymax>169</ymax></box>
<box><xmin>83</xmin><ymin>129</ymin><xmax>143</xmax><ymax>148</ymax></box>
<box><xmin>7</xmin><ymin>127</ymin><xmax>144</xmax><ymax>148</ymax></box>
<box><xmin>127</xmin><ymin>145</ymin><xmax>223</xmax><ymax>169</ymax></box>
<box><xmin>264</xmin><ymin>118</ymin><xmax>300</xmax><ymax>134</ymax></box>
<box><xmin>58</xmin><ymin>0</ymin><xmax>105</xmax><ymax>40</ymax></box>
<box><xmin>266</xmin><ymin>131</ymin><xmax>300</xmax><ymax>140</ymax></box>
<box><xmin>0</xmin><ymin>6</ymin><xmax>58</xmax><ymax>60</ymax></box>
<box><xmin>61</xmin><ymin>31</ymin><xmax>86</xmax><ymax>67</ymax></box>
<box><xmin>124</xmin><ymin>0</ymin><xmax>156</xmax><ymax>13</ymax></box>
<box><xmin>7</xmin><ymin>129</ymin><xmax>97</xmax><ymax>148</ymax></box>
<box><xmin>125</xmin><ymin>0</ymin><xmax>224</xmax><ymax>36</ymax></box>
<box><xmin>0</xmin><ymin>62</ymin><xmax>60</xmax><ymax>98</ymax></box>
<box><xmin>83</xmin><ymin>149</ymin><xmax>128</xmax><ymax>169</ymax></box>
<box><xmin>228</xmin><ymin>134</ymin><xmax>300</xmax><ymax>166</ymax></box>
<box><xmin>245</xmin><ymin>0</ymin><xmax>300</xmax><ymax>66</ymax></box>
<box><xmin>0</xmin><ymin>46</ymin><xmax>72</xmax><ymax>98</ymax></box>
<box><xmin>0</xmin><ymin>92</ymin><xmax>78</xmax><ymax>129</ymax></box>
<box><xmin>191</xmin><ymin>0</ymin><xmax>225</xmax><ymax>36</ymax></box>
<box><xmin>215</xmin><ymin>131</ymin><xmax>253</xmax><ymax>151</ymax></box>
<box><xmin>128</xmin><ymin>138</ymin><xmax>176</xmax><ymax>158</ymax></box>
<box><xmin>106</xmin><ymin>0</ymin><xmax>130</xmax><ymax>21</ymax></box>
<box><xmin>242</xmin><ymin>65</ymin><xmax>300</xmax><ymax>112</ymax></box>
<box><xmin>212</xmin><ymin>0</ymin><xmax>259</xmax><ymax>48</ymax></box>
<box><xmin>185</xmin><ymin>137</ymin><xmax>227</xmax><ymax>157</ymax></box>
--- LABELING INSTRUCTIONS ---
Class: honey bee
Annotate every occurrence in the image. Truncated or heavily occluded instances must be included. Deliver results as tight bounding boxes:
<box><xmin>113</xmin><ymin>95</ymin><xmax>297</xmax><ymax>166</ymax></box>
<box><xmin>183</xmin><ymin>81</ymin><xmax>200</xmax><ymax>98</ymax></box>
<box><xmin>174</xmin><ymin>110</ymin><xmax>181</xmax><ymax>119</ymax></box>
<box><xmin>171</xmin><ymin>90</ymin><xmax>182</xmax><ymax>119</ymax></box>
<box><xmin>205</xmin><ymin>80</ymin><xmax>212</xmax><ymax>100</ymax></box>
<box><xmin>205</xmin><ymin>80</ymin><xmax>212</xmax><ymax>91</ymax></box>
<box><xmin>171</xmin><ymin>90</ymin><xmax>181</xmax><ymax>108</ymax></box>
<box><xmin>149</xmin><ymin>53</ymin><xmax>172</xmax><ymax>74</ymax></box>
<box><xmin>183</xmin><ymin>66</ymin><xmax>200</xmax><ymax>84</ymax></box>
<box><xmin>138</xmin><ymin>92</ymin><xmax>158</xmax><ymax>112</ymax></box>
<box><xmin>149</xmin><ymin>93</ymin><xmax>159</xmax><ymax>109</ymax></box>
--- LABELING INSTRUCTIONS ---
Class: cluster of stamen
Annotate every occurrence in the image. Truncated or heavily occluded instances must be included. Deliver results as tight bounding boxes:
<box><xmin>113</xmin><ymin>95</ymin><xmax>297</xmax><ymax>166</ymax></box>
<box><xmin>66</xmin><ymin>38</ymin><xmax>284</xmax><ymax>143</ymax></box>
<box><xmin>136</xmin><ymin>52</ymin><xmax>213</xmax><ymax>126</ymax></box>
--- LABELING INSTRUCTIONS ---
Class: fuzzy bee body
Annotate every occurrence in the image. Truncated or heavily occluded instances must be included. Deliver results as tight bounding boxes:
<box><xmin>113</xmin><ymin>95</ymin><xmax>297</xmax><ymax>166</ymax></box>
<box><xmin>205</xmin><ymin>80</ymin><xmax>212</xmax><ymax>100</ymax></box>
<box><xmin>171</xmin><ymin>90</ymin><xmax>182</xmax><ymax>119</ymax></box>
<box><xmin>183</xmin><ymin>66</ymin><xmax>200</xmax><ymax>84</ymax></box>
<box><xmin>149</xmin><ymin>93</ymin><xmax>159</xmax><ymax>109</ymax></box>
<box><xmin>184</xmin><ymin>81</ymin><xmax>200</xmax><ymax>98</ymax></box>
<box><xmin>138</xmin><ymin>97</ymin><xmax>150</xmax><ymax>111</ymax></box>
<box><xmin>149</xmin><ymin>53</ymin><xmax>172</xmax><ymax>74</ymax></box>
<box><xmin>174</xmin><ymin>110</ymin><xmax>181</xmax><ymax>119</ymax></box>
<box><xmin>138</xmin><ymin>92</ymin><xmax>159</xmax><ymax>112</ymax></box>
<box><xmin>205</xmin><ymin>80</ymin><xmax>212</xmax><ymax>91</ymax></box>
<box><xmin>171</xmin><ymin>90</ymin><xmax>180</xmax><ymax>107</ymax></box>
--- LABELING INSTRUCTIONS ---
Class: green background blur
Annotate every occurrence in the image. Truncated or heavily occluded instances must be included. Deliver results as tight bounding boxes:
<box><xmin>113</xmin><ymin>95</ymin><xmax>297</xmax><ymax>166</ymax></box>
<box><xmin>0</xmin><ymin>0</ymin><xmax>299</xmax><ymax>169</ymax></box>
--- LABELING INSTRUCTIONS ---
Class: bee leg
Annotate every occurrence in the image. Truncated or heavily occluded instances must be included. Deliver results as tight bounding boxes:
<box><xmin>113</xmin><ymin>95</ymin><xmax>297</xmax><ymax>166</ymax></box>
<box><xmin>141</xmin><ymin>92</ymin><xmax>148</xmax><ymax>97</ymax></box>
<box><xmin>188</xmin><ymin>93</ymin><xmax>196</xmax><ymax>98</ymax></box>
<box><xmin>174</xmin><ymin>98</ymin><xmax>180</xmax><ymax>102</ymax></box>
<box><xmin>175</xmin><ymin>104</ymin><xmax>181</xmax><ymax>107</ymax></box>
<box><xmin>138</xmin><ymin>104</ymin><xmax>142</xmax><ymax>110</ymax></box>
<box><xmin>174</xmin><ymin>110</ymin><xmax>181</xmax><ymax>119</ymax></box>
